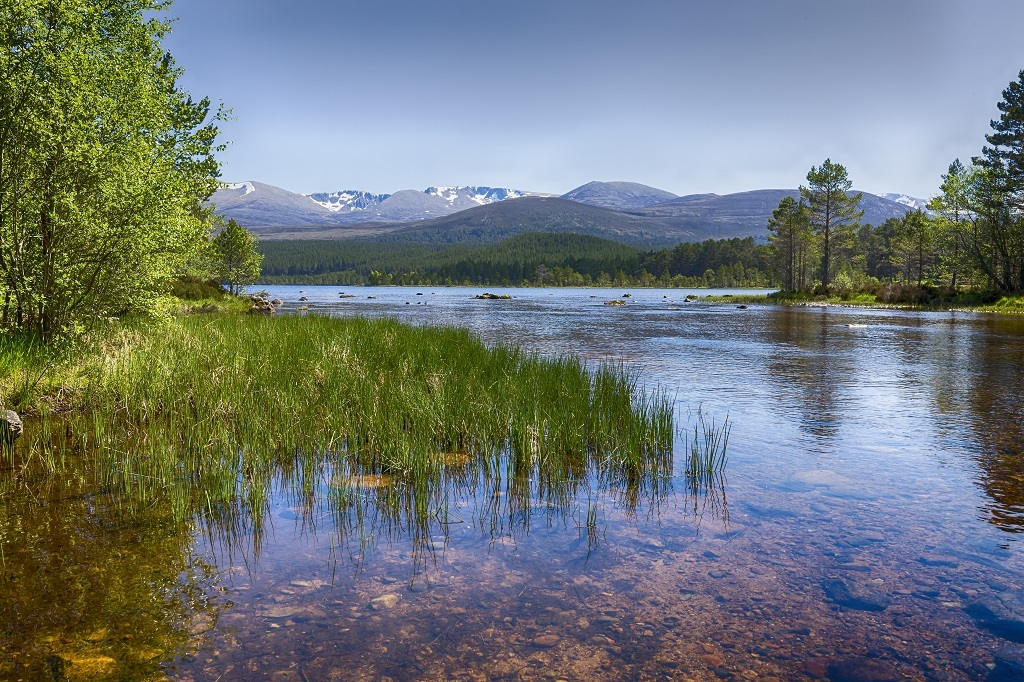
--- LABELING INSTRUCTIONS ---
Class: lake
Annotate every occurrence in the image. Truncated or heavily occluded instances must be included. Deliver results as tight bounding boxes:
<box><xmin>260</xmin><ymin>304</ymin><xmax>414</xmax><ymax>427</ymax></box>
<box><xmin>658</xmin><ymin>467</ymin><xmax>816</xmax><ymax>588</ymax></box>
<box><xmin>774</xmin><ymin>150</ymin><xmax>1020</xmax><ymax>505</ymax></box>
<box><xmin>4</xmin><ymin>285</ymin><xmax>1024</xmax><ymax>681</ymax></box>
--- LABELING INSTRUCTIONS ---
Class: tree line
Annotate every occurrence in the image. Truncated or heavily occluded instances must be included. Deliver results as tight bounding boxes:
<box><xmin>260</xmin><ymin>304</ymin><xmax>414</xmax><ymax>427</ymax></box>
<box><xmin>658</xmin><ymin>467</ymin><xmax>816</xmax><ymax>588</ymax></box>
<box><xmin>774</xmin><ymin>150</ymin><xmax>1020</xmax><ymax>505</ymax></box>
<box><xmin>767</xmin><ymin>69</ymin><xmax>1024</xmax><ymax>296</ymax></box>
<box><xmin>257</xmin><ymin>232</ymin><xmax>775</xmax><ymax>288</ymax></box>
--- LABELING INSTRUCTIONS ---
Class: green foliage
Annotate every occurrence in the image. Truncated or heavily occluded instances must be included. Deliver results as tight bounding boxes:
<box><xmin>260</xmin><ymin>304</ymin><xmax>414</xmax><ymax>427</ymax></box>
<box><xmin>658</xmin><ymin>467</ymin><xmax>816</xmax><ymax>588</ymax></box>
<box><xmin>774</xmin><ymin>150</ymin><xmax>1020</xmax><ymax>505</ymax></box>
<box><xmin>0</xmin><ymin>1</ymin><xmax>226</xmax><ymax>339</ymax></box>
<box><xmin>168</xmin><ymin>275</ymin><xmax>228</xmax><ymax>301</ymax></box>
<box><xmin>766</xmin><ymin>195</ymin><xmax>814</xmax><ymax>291</ymax></box>
<box><xmin>5</xmin><ymin>316</ymin><xmax>674</xmax><ymax>516</ymax></box>
<box><xmin>800</xmin><ymin>159</ymin><xmax>864</xmax><ymax>290</ymax></box>
<box><xmin>960</xmin><ymin>69</ymin><xmax>1024</xmax><ymax>292</ymax></box>
<box><xmin>929</xmin><ymin>159</ymin><xmax>977</xmax><ymax>288</ymax></box>
<box><xmin>213</xmin><ymin>218</ymin><xmax>262</xmax><ymax>295</ymax></box>
<box><xmin>890</xmin><ymin>210</ymin><xmax>936</xmax><ymax>286</ymax></box>
<box><xmin>980</xmin><ymin>68</ymin><xmax>1024</xmax><ymax>211</ymax></box>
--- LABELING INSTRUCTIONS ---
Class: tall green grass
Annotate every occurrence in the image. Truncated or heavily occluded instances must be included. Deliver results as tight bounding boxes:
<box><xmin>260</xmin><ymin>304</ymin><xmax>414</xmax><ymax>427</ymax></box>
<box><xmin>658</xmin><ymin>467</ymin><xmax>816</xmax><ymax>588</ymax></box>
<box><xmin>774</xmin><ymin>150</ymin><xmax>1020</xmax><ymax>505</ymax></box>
<box><xmin>686</xmin><ymin>407</ymin><xmax>730</xmax><ymax>482</ymax></box>
<box><xmin>4</xmin><ymin>314</ymin><xmax>674</xmax><ymax>558</ymax></box>
<box><xmin>681</xmin><ymin>407</ymin><xmax>730</xmax><ymax>527</ymax></box>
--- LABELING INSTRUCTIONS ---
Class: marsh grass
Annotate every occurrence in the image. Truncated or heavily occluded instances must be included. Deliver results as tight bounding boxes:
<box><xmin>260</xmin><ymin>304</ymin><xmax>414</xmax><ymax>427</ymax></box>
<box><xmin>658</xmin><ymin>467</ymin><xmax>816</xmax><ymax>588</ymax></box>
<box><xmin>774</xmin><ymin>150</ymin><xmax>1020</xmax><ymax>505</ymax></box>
<box><xmin>685</xmin><ymin>407</ymin><xmax>730</xmax><ymax>483</ymax></box>
<box><xmin>678</xmin><ymin>408</ymin><xmax>731</xmax><ymax>531</ymax></box>
<box><xmin>3</xmin><ymin>314</ymin><xmax>674</xmax><ymax>565</ymax></box>
<box><xmin>0</xmin><ymin>334</ymin><xmax>65</xmax><ymax>410</ymax></box>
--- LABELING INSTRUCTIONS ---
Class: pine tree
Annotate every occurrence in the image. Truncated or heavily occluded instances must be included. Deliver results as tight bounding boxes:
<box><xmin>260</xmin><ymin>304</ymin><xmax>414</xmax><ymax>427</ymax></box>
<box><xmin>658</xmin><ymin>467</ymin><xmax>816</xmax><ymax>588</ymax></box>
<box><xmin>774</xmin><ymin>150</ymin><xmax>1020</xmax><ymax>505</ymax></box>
<box><xmin>766</xmin><ymin>196</ymin><xmax>812</xmax><ymax>292</ymax></box>
<box><xmin>980</xmin><ymin>69</ymin><xmax>1024</xmax><ymax>210</ymax></box>
<box><xmin>891</xmin><ymin>210</ymin><xmax>935</xmax><ymax>286</ymax></box>
<box><xmin>800</xmin><ymin>159</ymin><xmax>864</xmax><ymax>291</ymax></box>
<box><xmin>973</xmin><ymin>70</ymin><xmax>1024</xmax><ymax>290</ymax></box>
<box><xmin>929</xmin><ymin>159</ymin><xmax>977</xmax><ymax>288</ymax></box>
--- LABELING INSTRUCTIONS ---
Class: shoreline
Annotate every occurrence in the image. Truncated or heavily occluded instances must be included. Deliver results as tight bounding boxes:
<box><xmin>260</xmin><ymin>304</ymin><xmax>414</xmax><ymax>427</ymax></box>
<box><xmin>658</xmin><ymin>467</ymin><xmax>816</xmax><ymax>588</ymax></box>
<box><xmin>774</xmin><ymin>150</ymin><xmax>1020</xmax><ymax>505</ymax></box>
<box><xmin>251</xmin><ymin>282</ymin><xmax>1024</xmax><ymax>316</ymax></box>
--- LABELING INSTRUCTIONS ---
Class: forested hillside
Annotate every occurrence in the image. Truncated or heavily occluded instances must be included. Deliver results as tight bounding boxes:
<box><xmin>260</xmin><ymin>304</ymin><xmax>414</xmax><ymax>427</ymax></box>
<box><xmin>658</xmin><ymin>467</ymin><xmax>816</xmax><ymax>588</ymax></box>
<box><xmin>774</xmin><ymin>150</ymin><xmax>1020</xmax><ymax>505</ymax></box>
<box><xmin>258</xmin><ymin>233</ymin><xmax>774</xmax><ymax>287</ymax></box>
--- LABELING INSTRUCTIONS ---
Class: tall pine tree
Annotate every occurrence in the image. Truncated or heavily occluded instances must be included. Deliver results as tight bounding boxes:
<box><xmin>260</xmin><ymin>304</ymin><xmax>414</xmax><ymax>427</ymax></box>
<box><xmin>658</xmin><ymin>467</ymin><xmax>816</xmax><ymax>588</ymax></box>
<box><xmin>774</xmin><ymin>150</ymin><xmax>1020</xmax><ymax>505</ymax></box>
<box><xmin>800</xmin><ymin>159</ymin><xmax>863</xmax><ymax>291</ymax></box>
<box><xmin>980</xmin><ymin>69</ymin><xmax>1024</xmax><ymax>210</ymax></box>
<box><xmin>766</xmin><ymin>195</ymin><xmax>812</xmax><ymax>292</ymax></box>
<box><xmin>974</xmin><ymin>69</ymin><xmax>1024</xmax><ymax>290</ymax></box>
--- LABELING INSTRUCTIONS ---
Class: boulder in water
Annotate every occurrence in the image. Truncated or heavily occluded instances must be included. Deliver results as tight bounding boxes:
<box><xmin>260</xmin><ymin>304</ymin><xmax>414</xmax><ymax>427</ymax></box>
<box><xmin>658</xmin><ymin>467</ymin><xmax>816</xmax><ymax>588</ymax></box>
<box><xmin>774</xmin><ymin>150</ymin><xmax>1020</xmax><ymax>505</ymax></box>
<box><xmin>1</xmin><ymin>410</ymin><xmax>23</xmax><ymax>445</ymax></box>
<box><xmin>967</xmin><ymin>590</ymin><xmax>1024</xmax><ymax>641</ymax></box>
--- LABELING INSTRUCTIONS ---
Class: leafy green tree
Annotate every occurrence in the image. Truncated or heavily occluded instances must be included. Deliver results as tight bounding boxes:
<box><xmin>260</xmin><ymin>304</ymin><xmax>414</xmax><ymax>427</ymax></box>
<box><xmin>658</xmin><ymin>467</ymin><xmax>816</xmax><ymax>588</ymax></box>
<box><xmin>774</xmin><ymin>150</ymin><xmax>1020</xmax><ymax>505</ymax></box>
<box><xmin>967</xmin><ymin>166</ymin><xmax>1023</xmax><ymax>291</ymax></box>
<box><xmin>213</xmin><ymin>219</ymin><xmax>262</xmax><ymax>295</ymax></box>
<box><xmin>800</xmin><ymin>159</ymin><xmax>864</xmax><ymax>291</ymax></box>
<box><xmin>0</xmin><ymin>1</ymin><xmax>225</xmax><ymax>338</ymax></box>
<box><xmin>858</xmin><ymin>220</ymin><xmax>899</xmax><ymax>280</ymax></box>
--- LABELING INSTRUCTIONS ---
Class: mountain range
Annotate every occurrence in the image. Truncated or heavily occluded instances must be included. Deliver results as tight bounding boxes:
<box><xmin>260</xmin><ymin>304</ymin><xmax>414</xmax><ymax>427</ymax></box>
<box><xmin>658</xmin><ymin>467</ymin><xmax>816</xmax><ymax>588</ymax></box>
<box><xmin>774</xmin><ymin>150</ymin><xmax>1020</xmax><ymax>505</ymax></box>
<box><xmin>215</xmin><ymin>183</ymin><xmax>537</xmax><ymax>226</ymax></box>
<box><xmin>209</xmin><ymin>180</ymin><xmax>927</xmax><ymax>247</ymax></box>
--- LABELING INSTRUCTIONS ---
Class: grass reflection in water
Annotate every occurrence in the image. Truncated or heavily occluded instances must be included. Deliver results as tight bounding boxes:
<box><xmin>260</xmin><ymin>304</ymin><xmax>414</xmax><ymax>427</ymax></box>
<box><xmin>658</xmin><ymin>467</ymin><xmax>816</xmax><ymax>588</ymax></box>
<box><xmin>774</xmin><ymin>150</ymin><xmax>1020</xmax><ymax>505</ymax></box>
<box><xmin>1</xmin><ymin>314</ymin><xmax>684</xmax><ymax>679</ymax></box>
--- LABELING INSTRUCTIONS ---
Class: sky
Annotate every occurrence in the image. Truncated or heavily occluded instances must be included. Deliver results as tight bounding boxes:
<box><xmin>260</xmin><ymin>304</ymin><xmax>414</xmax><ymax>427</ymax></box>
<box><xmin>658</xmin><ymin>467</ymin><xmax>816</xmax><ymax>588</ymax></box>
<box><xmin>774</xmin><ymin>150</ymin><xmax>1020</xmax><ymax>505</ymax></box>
<box><xmin>163</xmin><ymin>0</ymin><xmax>1024</xmax><ymax>199</ymax></box>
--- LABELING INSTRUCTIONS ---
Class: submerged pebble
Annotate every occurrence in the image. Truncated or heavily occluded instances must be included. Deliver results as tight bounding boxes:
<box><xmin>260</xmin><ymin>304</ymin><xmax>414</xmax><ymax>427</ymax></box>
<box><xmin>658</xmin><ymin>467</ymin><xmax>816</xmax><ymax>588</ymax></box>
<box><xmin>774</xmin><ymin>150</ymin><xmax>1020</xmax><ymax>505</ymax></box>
<box><xmin>821</xmin><ymin>579</ymin><xmax>890</xmax><ymax>611</ymax></box>
<box><xmin>370</xmin><ymin>594</ymin><xmax>401</xmax><ymax>610</ymax></box>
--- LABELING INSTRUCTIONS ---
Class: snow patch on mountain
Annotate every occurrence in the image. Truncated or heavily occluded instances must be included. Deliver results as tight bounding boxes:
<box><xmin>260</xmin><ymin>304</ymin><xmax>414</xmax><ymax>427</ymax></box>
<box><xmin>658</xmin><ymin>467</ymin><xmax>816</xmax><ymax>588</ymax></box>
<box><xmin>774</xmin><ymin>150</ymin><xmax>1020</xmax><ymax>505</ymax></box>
<box><xmin>307</xmin><ymin>190</ymin><xmax>391</xmax><ymax>213</ymax></box>
<box><xmin>424</xmin><ymin>186</ymin><xmax>526</xmax><ymax>205</ymax></box>
<box><xmin>224</xmin><ymin>182</ymin><xmax>256</xmax><ymax>196</ymax></box>
<box><xmin>303</xmin><ymin>186</ymin><xmax>528</xmax><ymax>219</ymax></box>
<box><xmin>880</xmin><ymin>193</ymin><xmax>930</xmax><ymax>211</ymax></box>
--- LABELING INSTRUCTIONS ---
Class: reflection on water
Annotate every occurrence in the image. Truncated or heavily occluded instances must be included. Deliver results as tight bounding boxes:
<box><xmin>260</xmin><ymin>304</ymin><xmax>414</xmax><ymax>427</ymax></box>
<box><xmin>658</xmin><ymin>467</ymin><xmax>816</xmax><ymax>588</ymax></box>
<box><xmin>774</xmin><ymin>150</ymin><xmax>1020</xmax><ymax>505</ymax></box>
<box><xmin>960</xmin><ymin>316</ymin><xmax>1024</xmax><ymax>534</ymax></box>
<box><xmin>4</xmin><ymin>287</ymin><xmax>1024</xmax><ymax>680</ymax></box>
<box><xmin>1</xmin><ymin>406</ymin><xmax>681</xmax><ymax>679</ymax></box>
<box><xmin>0</xmin><ymin>469</ymin><xmax>222</xmax><ymax>680</ymax></box>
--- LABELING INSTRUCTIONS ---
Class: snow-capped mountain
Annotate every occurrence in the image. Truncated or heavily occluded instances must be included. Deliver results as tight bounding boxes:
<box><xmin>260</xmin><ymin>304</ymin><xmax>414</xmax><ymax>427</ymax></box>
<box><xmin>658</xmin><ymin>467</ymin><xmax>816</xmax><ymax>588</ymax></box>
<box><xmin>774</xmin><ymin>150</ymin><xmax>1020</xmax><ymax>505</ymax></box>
<box><xmin>305</xmin><ymin>186</ymin><xmax>525</xmax><ymax>215</ymax></box>
<box><xmin>307</xmin><ymin>190</ymin><xmax>391</xmax><ymax>213</ymax></box>
<box><xmin>880</xmin><ymin>193</ymin><xmax>931</xmax><ymax>211</ymax></box>
<box><xmin>209</xmin><ymin>181</ymin><xmax>923</xmax><ymax>243</ymax></box>
<box><xmin>208</xmin><ymin>182</ymin><xmax>531</xmax><ymax>227</ymax></box>
<box><xmin>425</xmin><ymin>186</ymin><xmax>526</xmax><ymax>206</ymax></box>
<box><xmin>223</xmin><ymin>181</ymin><xmax>256</xmax><ymax>196</ymax></box>
<box><xmin>326</xmin><ymin>186</ymin><xmax>529</xmax><ymax>222</ymax></box>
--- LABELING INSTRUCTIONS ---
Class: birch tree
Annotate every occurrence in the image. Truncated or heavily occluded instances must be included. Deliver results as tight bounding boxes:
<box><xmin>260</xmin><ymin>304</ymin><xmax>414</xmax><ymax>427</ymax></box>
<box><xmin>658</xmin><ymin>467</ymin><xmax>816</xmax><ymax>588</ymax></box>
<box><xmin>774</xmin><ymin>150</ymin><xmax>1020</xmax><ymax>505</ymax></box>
<box><xmin>0</xmin><ymin>0</ymin><xmax>226</xmax><ymax>338</ymax></box>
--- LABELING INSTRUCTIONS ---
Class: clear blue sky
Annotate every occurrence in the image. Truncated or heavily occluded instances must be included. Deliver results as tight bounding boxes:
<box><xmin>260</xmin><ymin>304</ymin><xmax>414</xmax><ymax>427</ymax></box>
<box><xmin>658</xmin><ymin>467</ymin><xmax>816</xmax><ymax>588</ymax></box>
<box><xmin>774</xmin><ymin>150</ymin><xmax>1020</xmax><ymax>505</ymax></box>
<box><xmin>163</xmin><ymin>0</ymin><xmax>1024</xmax><ymax>198</ymax></box>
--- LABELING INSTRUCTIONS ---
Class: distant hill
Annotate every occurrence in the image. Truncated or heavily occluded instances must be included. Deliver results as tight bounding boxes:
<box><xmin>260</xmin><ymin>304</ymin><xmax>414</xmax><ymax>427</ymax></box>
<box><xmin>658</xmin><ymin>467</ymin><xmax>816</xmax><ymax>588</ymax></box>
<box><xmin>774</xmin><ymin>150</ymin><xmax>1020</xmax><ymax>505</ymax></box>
<box><xmin>256</xmin><ymin>231</ymin><xmax>772</xmax><ymax>288</ymax></box>
<box><xmin>370</xmin><ymin>196</ymin><xmax>702</xmax><ymax>247</ymax></box>
<box><xmin>635</xmin><ymin>189</ymin><xmax>913</xmax><ymax>233</ymax></box>
<box><xmin>213</xmin><ymin>182</ymin><xmax>330</xmax><ymax>227</ymax></box>
<box><xmin>208</xmin><ymin>182</ymin><xmax>532</xmax><ymax>227</ymax></box>
<box><xmin>215</xmin><ymin>180</ymin><xmax>918</xmax><ymax>246</ymax></box>
<box><xmin>561</xmin><ymin>181</ymin><xmax>678</xmax><ymax>210</ymax></box>
<box><xmin>259</xmin><ymin>232</ymin><xmax>642</xmax><ymax>280</ymax></box>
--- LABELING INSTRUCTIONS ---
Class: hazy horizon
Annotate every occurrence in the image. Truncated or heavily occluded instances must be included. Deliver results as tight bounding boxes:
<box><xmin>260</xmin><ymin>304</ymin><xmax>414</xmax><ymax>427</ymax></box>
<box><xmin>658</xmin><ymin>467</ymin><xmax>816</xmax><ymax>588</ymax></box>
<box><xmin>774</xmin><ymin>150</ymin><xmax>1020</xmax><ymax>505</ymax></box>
<box><xmin>164</xmin><ymin>0</ymin><xmax>1024</xmax><ymax>199</ymax></box>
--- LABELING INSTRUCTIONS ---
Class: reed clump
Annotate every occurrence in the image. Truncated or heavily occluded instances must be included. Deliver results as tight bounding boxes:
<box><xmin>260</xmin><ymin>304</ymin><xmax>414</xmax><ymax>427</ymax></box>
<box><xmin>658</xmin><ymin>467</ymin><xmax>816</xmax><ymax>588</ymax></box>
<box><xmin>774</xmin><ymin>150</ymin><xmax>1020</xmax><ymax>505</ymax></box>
<box><xmin>685</xmin><ymin>407</ymin><xmax>730</xmax><ymax>483</ymax></box>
